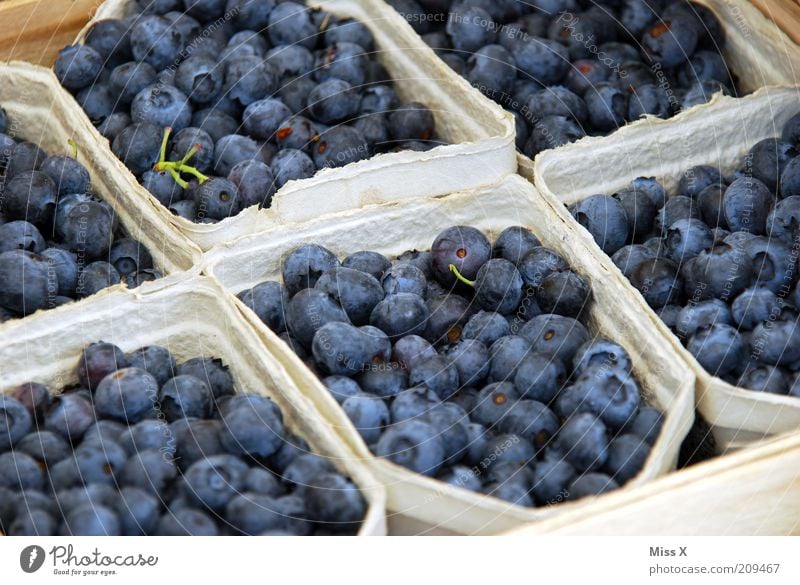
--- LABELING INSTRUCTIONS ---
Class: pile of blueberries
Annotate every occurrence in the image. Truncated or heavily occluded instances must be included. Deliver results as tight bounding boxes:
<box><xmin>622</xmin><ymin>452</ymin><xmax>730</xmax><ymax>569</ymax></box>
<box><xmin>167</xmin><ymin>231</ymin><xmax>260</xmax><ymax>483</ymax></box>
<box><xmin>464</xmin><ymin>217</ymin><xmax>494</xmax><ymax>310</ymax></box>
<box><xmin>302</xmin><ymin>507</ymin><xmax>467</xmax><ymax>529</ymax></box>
<box><xmin>0</xmin><ymin>106</ymin><xmax>155</xmax><ymax>322</ymax></box>
<box><xmin>54</xmin><ymin>0</ymin><xmax>442</xmax><ymax>223</ymax></box>
<box><xmin>571</xmin><ymin>111</ymin><xmax>800</xmax><ymax>397</ymax></box>
<box><xmin>237</xmin><ymin>225</ymin><xmax>664</xmax><ymax>506</ymax></box>
<box><xmin>391</xmin><ymin>0</ymin><xmax>735</xmax><ymax>157</ymax></box>
<box><xmin>0</xmin><ymin>342</ymin><xmax>367</xmax><ymax>535</ymax></box>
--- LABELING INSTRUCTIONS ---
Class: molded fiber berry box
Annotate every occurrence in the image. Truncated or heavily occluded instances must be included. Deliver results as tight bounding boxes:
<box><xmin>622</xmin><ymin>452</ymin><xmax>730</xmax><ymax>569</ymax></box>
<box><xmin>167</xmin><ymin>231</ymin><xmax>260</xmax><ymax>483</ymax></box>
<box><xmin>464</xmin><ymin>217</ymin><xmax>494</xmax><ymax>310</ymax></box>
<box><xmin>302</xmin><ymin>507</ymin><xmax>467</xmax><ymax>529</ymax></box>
<box><xmin>0</xmin><ymin>275</ymin><xmax>387</xmax><ymax>536</ymax></box>
<box><xmin>502</xmin><ymin>0</ymin><xmax>800</xmax><ymax>181</ymax></box>
<box><xmin>504</xmin><ymin>431</ymin><xmax>800</xmax><ymax>535</ymax></box>
<box><xmin>202</xmin><ymin>175</ymin><xmax>695</xmax><ymax>535</ymax></box>
<box><xmin>72</xmin><ymin>0</ymin><xmax>517</xmax><ymax>252</ymax></box>
<box><xmin>0</xmin><ymin>62</ymin><xmax>201</xmax><ymax>326</ymax></box>
<box><xmin>532</xmin><ymin>86</ymin><xmax>800</xmax><ymax>452</ymax></box>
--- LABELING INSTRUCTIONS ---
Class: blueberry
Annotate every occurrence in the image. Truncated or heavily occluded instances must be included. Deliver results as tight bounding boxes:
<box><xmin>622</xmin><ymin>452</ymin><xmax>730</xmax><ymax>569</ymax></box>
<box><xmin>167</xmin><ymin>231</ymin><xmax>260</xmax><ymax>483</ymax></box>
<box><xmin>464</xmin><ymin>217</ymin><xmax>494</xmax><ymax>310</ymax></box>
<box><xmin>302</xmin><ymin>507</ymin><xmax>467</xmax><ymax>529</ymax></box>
<box><xmin>44</xmin><ymin>393</ymin><xmax>94</xmax><ymax>443</ymax></box>
<box><xmin>315</xmin><ymin>266</ymin><xmax>384</xmax><ymax>326</ymax></box>
<box><xmin>462</xmin><ymin>310</ymin><xmax>511</xmax><ymax>346</ymax></box>
<box><xmin>564</xmin><ymin>59</ymin><xmax>612</xmax><ymax>96</ymax></box>
<box><xmin>614</xmin><ymin>187</ymin><xmax>658</xmax><ymax>242</ymax></box>
<box><xmin>497</xmin><ymin>399</ymin><xmax>560</xmax><ymax>451</ymax></box>
<box><xmin>376</xmin><ymin>418</ymin><xmax>446</xmax><ymax>476</ymax></box>
<box><xmin>109</xmin><ymin>238</ymin><xmax>153</xmax><ymax>277</ymax></box>
<box><xmin>236</xmin><ymin>281</ymin><xmax>288</xmax><ymax>334</ymax></box>
<box><xmin>168</xmin><ymin>126</ymin><xmax>215</xmax><ymax>173</ymax></box>
<box><xmin>557</xmin><ymin>366</ymin><xmax>641</xmax><ymax>429</ymax></box>
<box><xmin>287</xmin><ymin>289</ymin><xmax>348</xmax><ymax>348</ymax></box>
<box><xmin>571</xmin><ymin>195</ymin><xmax>629</xmax><ymax>255</ymax></box>
<box><xmin>223</xmin><ymin>54</ymin><xmax>279</xmax><ymax>108</ymax></box>
<box><xmin>519</xmin><ymin>314</ymin><xmax>589</xmax><ymax>365</ymax></box>
<box><xmin>342</xmin><ymin>393</ymin><xmax>389</xmax><ymax>444</ymax></box>
<box><xmin>532</xmin><ymin>457</ymin><xmax>576</xmax><ymax>505</ymax></box>
<box><xmin>158</xmin><ymin>375</ymin><xmax>212</xmax><ymax>421</ymax></box>
<box><xmin>479</xmin><ymin>433</ymin><xmax>536</xmax><ymax>472</ymax></box>
<box><xmin>369</xmin><ymin>292</ymin><xmax>429</xmax><ymax>340</ymax></box>
<box><xmin>750</xmin><ymin>320</ymin><xmax>800</xmax><ymax>367</ymax></box>
<box><xmin>747</xmin><ymin>138</ymin><xmax>797</xmax><ymax>192</ymax></box>
<box><xmin>76</xmin><ymin>82</ymin><xmax>116</xmax><ymax>125</ymax></box>
<box><xmin>0</xmin><ymin>395</ymin><xmax>32</xmax><ymax>452</ymax></box>
<box><xmin>767</xmin><ymin>196</ymin><xmax>800</xmax><ymax>242</ymax></box>
<box><xmin>514</xmin><ymin>35</ymin><xmax>570</xmax><ymax>85</ymax></box>
<box><xmin>71</xmin><ymin>440</ymin><xmax>127</xmax><ymax>485</ymax></box>
<box><xmin>61</xmin><ymin>504</ymin><xmax>121</xmax><ymax>536</ymax></box>
<box><xmin>681</xmin><ymin>80</ymin><xmax>730</xmax><ymax>110</ymax></box>
<box><xmin>130</xmin><ymin>15</ymin><xmax>184</xmax><ymax>71</ymax></box>
<box><xmin>356</xmin><ymin>364</ymin><xmax>408</xmax><ymax>399</ymax></box>
<box><xmin>624</xmin><ymin>406</ymin><xmax>664</xmax><ymax>446</ymax></box>
<box><xmin>116</xmin><ymin>420</ymin><xmax>171</xmax><ymax>457</ymax></box>
<box><xmin>430</xmin><ymin>226</ymin><xmax>492</xmax><ymax>287</ymax></box>
<box><xmin>213</xmin><ymin>133</ymin><xmax>262</xmax><ymax>178</ymax></box>
<box><xmin>323</xmin><ymin>376</ymin><xmax>362</xmax><ymax>404</ymax></box>
<box><xmin>604</xmin><ymin>434</ymin><xmax>651</xmax><ymax>485</ymax></box>
<box><xmin>552</xmin><ymin>413</ymin><xmax>608</xmax><ymax>473</ymax></box>
<box><xmin>682</xmin><ymin>244</ymin><xmax>751</xmax><ymax>302</ymax></box>
<box><xmin>313</xmin><ymin>125</ymin><xmax>369</xmax><ymax>169</ymax></box>
<box><xmin>192</xmin><ymin>109</ymin><xmax>238</xmax><ymax>142</ymax></box>
<box><xmin>0</xmin><ymin>250</ymin><xmax>58</xmax><ymax>316</ymax></box>
<box><xmin>192</xmin><ymin>177</ymin><xmax>241</xmax><ymax>221</ymax></box>
<box><xmin>528</xmin><ymin>86</ymin><xmax>588</xmax><ymax>125</ymax></box>
<box><xmin>445</xmin><ymin>5</ymin><xmax>496</xmax><ymax>51</ymax></box>
<box><xmin>155</xmin><ymin>508</ymin><xmax>219</xmax><ymax>536</ymax></box>
<box><xmin>488</xmin><ymin>335</ymin><xmax>533</xmax><ymax>383</ymax></box>
<box><xmin>8</xmin><ymin>507</ymin><xmax>57</xmax><ymax>536</ymax></box>
<box><xmin>81</xmin><ymin>420</ymin><xmax>127</xmax><ymax>446</ymax></box>
<box><xmin>722</xmin><ymin>177</ymin><xmax>774</xmax><ymax>235</ymax></box>
<box><xmin>744</xmin><ymin>238</ymin><xmax>796</xmax><ymax>292</ymax></box>
<box><xmin>5</xmin><ymin>142</ymin><xmax>47</xmax><ymax>179</ymax></box>
<box><xmin>585</xmin><ymin>83</ymin><xmax>629</xmax><ymax>132</ymax></box>
<box><xmin>687</xmin><ymin>324</ymin><xmax>746</xmax><ymax>376</ymax></box>
<box><xmin>629</xmin><ymin>257</ymin><xmax>683</xmax><ymax>309</ymax></box>
<box><xmin>472</xmin><ymin>381</ymin><xmax>519</xmax><ymax>427</ymax></box>
<box><xmin>676</xmin><ymin>299</ymin><xmax>733</xmax><ymax>339</ymax></box>
<box><xmin>392</xmin><ymin>335</ymin><xmax>438</xmax><ymax>370</ymax></box>
<box><xmin>779</xmin><ymin>154</ymin><xmax>800</xmax><ymax>198</ymax></box>
<box><xmin>471</xmin><ymin>258</ymin><xmax>523</xmax><ymax>314</ymax></box>
<box><xmin>389</xmin><ymin>386</ymin><xmax>441</xmax><ymax>425</ymax></box>
<box><xmin>270</xmin><ymin>148</ymin><xmax>316</xmax><ymax>188</ymax></box>
<box><xmin>112</xmin><ymin>122</ymin><xmax>163</xmax><ymax>176</ymax></box>
<box><xmin>642</xmin><ymin>16</ymin><xmax>698</xmax><ymax>68</ymax></box>
<box><xmin>524</xmin><ymin>115</ymin><xmax>585</xmax><ymax>158</ymax></box>
<box><xmin>0</xmin><ymin>221</ymin><xmax>45</xmax><ymax>254</ymax></box>
<box><xmin>536</xmin><ymin>270</ymin><xmax>592</xmax><ymax>318</ymax></box>
<box><xmin>227</xmin><ymin>160</ymin><xmax>276</xmax><ymax>210</ymax></box>
<box><xmin>437</xmin><ymin>465</ymin><xmax>482</xmax><ymax>492</ymax></box>
<box><xmin>306</xmin><ymin>78</ymin><xmax>361</xmax><ymax>125</ymax></box>
<box><xmin>630</xmin><ymin>176</ymin><xmax>668</xmax><ymax>208</ymax></box>
<box><xmin>123</xmin><ymin>345</ymin><xmax>176</xmax><ymax>387</ymax></box>
<box><xmin>408</xmin><ymin>355</ymin><xmax>460</xmax><ymax>401</ymax></box>
<box><xmin>466</xmin><ymin>45</ymin><xmax>518</xmax><ymax>98</ymax></box>
<box><xmin>737</xmin><ymin>366</ymin><xmax>790</xmax><ymax>395</ymax></box>
<box><xmin>275</xmin><ymin>115</ymin><xmax>320</xmax><ymax>153</ymax></box>
<box><xmin>3</xmin><ymin>171</ymin><xmax>57</xmax><ymax>227</ymax></box>
<box><xmin>664</xmin><ymin>218</ymin><xmax>714</xmax><ymax>263</ymax></box>
<box><xmin>10</xmin><ymin>383</ymin><xmax>50</xmax><ymax>425</ymax></box>
<box><xmin>218</xmin><ymin>397</ymin><xmax>285</xmax><ymax>459</ymax></box>
<box><xmin>55</xmin><ymin>44</ymin><xmax>103</xmax><ymax>91</ymax></box>
<box><xmin>239</xmin><ymin>98</ymin><xmax>292</xmax><ymax>142</ymax></box>
<box><xmin>0</xmin><ymin>451</ymin><xmax>43</xmax><ymax>491</ymax></box>
<box><xmin>628</xmin><ymin>83</ymin><xmax>672</xmax><ymax>119</ymax></box>
<box><xmin>177</xmin><ymin>357</ymin><xmax>234</xmax><ymax>398</ymax></box>
<box><xmin>267</xmin><ymin>1</ymin><xmax>317</xmax><ymax>48</ymax></box>
<box><xmin>59</xmin><ymin>200</ymin><xmax>116</xmax><ymax>260</ymax></box>
<box><xmin>282</xmin><ymin>243</ymin><xmax>339</xmax><ymax>295</ymax></box>
<box><xmin>223</xmin><ymin>492</ymin><xmax>285</xmax><ymax>535</ymax></box>
<box><xmin>381</xmin><ymin>263</ymin><xmax>427</xmax><ymax>297</ymax></box>
<box><xmin>77</xmin><ymin>261</ymin><xmax>121</xmax><ymax>297</ymax></box>
<box><xmin>517</xmin><ymin>247</ymin><xmax>569</xmax><ymax>290</ymax></box>
<box><xmin>141</xmin><ymin>168</ymin><xmax>182</xmax><ymax>205</ymax></box>
<box><xmin>568</xmin><ymin>473</ymin><xmax>619</xmax><ymax>500</ymax></box>
<box><xmin>94</xmin><ymin>367</ymin><xmax>158</xmax><ymax>423</ymax></box>
<box><xmin>482</xmin><ymin>482</ymin><xmax>533</xmax><ymax>507</ymax></box>
<box><xmin>446</xmin><ymin>339</ymin><xmax>491</xmax><ymax>386</ymax></box>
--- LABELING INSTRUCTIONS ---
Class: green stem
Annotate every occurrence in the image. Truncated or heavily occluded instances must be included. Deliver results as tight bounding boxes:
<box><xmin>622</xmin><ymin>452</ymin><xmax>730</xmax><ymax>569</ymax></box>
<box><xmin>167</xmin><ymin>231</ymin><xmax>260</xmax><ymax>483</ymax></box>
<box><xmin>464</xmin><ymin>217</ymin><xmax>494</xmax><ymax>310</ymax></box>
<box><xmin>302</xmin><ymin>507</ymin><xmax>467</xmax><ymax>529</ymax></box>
<box><xmin>152</xmin><ymin>129</ymin><xmax>209</xmax><ymax>188</ymax></box>
<box><xmin>449</xmin><ymin>264</ymin><xmax>475</xmax><ymax>287</ymax></box>
<box><xmin>67</xmin><ymin>139</ymin><xmax>78</xmax><ymax>158</ymax></box>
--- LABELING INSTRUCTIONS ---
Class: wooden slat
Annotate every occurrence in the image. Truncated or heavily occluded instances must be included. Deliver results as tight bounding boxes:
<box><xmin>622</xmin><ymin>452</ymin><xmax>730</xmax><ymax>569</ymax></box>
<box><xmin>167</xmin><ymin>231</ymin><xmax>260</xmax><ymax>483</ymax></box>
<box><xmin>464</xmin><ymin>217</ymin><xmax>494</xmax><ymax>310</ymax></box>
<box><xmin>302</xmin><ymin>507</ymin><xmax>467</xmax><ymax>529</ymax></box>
<box><xmin>751</xmin><ymin>0</ymin><xmax>800</xmax><ymax>45</ymax></box>
<box><xmin>0</xmin><ymin>0</ymin><xmax>98</xmax><ymax>66</ymax></box>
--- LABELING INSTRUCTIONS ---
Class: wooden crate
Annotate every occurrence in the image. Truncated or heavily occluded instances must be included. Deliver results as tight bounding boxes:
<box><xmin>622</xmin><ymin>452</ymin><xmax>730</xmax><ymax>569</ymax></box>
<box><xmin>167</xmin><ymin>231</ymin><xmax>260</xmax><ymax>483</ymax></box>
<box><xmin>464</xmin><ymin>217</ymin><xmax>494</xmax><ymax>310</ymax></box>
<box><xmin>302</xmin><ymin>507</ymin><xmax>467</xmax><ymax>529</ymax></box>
<box><xmin>0</xmin><ymin>0</ymin><xmax>97</xmax><ymax>66</ymax></box>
